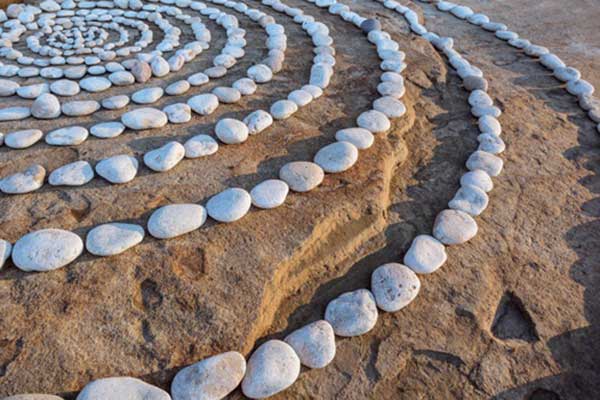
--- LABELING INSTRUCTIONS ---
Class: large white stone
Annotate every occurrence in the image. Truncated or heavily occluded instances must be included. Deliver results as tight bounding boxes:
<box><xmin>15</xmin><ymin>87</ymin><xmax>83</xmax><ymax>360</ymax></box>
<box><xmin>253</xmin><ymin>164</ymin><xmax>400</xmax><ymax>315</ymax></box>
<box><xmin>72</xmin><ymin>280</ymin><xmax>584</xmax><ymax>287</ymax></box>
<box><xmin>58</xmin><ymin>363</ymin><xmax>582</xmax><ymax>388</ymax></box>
<box><xmin>371</xmin><ymin>263</ymin><xmax>420</xmax><ymax>312</ymax></box>
<box><xmin>188</xmin><ymin>94</ymin><xmax>219</xmax><ymax>115</ymax></box>
<box><xmin>466</xmin><ymin>151</ymin><xmax>503</xmax><ymax>177</ymax></box>
<box><xmin>50</xmin><ymin>79</ymin><xmax>80</xmax><ymax>96</ymax></box>
<box><xmin>314</xmin><ymin>141</ymin><xmax>358</xmax><ymax>173</ymax></box>
<box><xmin>148</xmin><ymin>204</ymin><xmax>207</xmax><ymax>239</ymax></box>
<box><xmin>335</xmin><ymin>128</ymin><xmax>374</xmax><ymax>149</ymax></box>
<box><xmin>270</xmin><ymin>99</ymin><xmax>298</xmax><ymax>120</ymax></box>
<box><xmin>49</xmin><ymin>161</ymin><xmax>94</xmax><ymax>186</ymax></box>
<box><xmin>79</xmin><ymin>76</ymin><xmax>112</xmax><ymax>92</ymax></box>
<box><xmin>184</xmin><ymin>135</ymin><xmax>219</xmax><ymax>158</ymax></box>
<box><xmin>0</xmin><ymin>165</ymin><xmax>45</xmax><ymax>194</ymax></box>
<box><xmin>95</xmin><ymin>155</ymin><xmax>139</xmax><ymax>184</ymax></box>
<box><xmin>0</xmin><ymin>107</ymin><xmax>30</xmax><ymax>121</ymax></box>
<box><xmin>460</xmin><ymin>170</ymin><xmax>494</xmax><ymax>193</ymax></box>
<box><xmin>206</xmin><ymin>188</ymin><xmax>252</xmax><ymax>223</ymax></box>
<box><xmin>356</xmin><ymin>110</ymin><xmax>391</xmax><ymax>133</ymax></box>
<box><xmin>45</xmin><ymin>126</ymin><xmax>88</xmax><ymax>146</ymax></box>
<box><xmin>143</xmin><ymin>141</ymin><xmax>185</xmax><ymax>172</ymax></box>
<box><xmin>243</xmin><ymin>110</ymin><xmax>273</xmax><ymax>135</ymax></box>
<box><xmin>102</xmin><ymin>95</ymin><xmax>130</xmax><ymax>110</ymax></box>
<box><xmin>403</xmin><ymin>234</ymin><xmax>447</xmax><ymax>274</ymax></box>
<box><xmin>31</xmin><ymin>93</ymin><xmax>61</xmax><ymax>119</ymax></box>
<box><xmin>325</xmin><ymin>289</ymin><xmax>378</xmax><ymax>337</ymax></box>
<box><xmin>247</xmin><ymin>64</ymin><xmax>273</xmax><ymax>83</ymax></box>
<box><xmin>62</xmin><ymin>100</ymin><xmax>100</xmax><ymax>116</ymax></box>
<box><xmin>449</xmin><ymin>184</ymin><xmax>489</xmax><ymax>216</ymax></box>
<box><xmin>433</xmin><ymin>209</ymin><xmax>478</xmax><ymax>245</ymax></box>
<box><xmin>171</xmin><ymin>352</ymin><xmax>246</xmax><ymax>400</ymax></box>
<box><xmin>12</xmin><ymin>229</ymin><xmax>83</xmax><ymax>272</ymax></box>
<box><xmin>90</xmin><ymin>122</ymin><xmax>126</xmax><ymax>139</ymax></box>
<box><xmin>279</xmin><ymin>161</ymin><xmax>324</xmax><ymax>192</ymax></box>
<box><xmin>5</xmin><ymin>129</ymin><xmax>43</xmax><ymax>149</ymax></box>
<box><xmin>284</xmin><ymin>320</ymin><xmax>335</xmax><ymax>369</ymax></box>
<box><xmin>122</xmin><ymin>108</ymin><xmax>168</xmax><ymax>130</ymax></box>
<box><xmin>76</xmin><ymin>377</ymin><xmax>170</xmax><ymax>400</ymax></box>
<box><xmin>215</xmin><ymin>118</ymin><xmax>248</xmax><ymax>144</ymax></box>
<box><xmin>86</xmin><ymin>223</ymin><xmax>145</xmax><ymax>256</ymax></box>
<box><xmin>0</xmin><ymin>79</ymin><xmax>19</xmax><ymax>96</ymax></box>
<box><xmin>241</xmin><ymin>340</ymin><xmax>300</xmax><ymax>399</ymax></box>
<box><xmin>250</xmin><ymin>179</ymin><xmax>289</xmax><ymax>209</ymax></box>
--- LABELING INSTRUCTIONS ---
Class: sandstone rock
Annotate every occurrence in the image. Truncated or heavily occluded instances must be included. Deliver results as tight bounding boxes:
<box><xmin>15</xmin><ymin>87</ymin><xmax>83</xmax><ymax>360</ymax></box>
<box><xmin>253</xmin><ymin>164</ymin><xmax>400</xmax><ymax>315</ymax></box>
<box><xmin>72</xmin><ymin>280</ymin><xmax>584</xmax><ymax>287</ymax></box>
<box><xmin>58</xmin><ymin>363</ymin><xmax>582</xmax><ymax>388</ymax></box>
<box><xmin>12</xmin><ymin>229</ymin><xmax>83</xmax><ymax>272</ymax></box>
<box><xmin>76</xmin><ymin>377</ymin><xmax>170</xmax><ymax>400</ymax></box>
<box><xmin>171</xmin><ymin>352</ymin><xmax>246</xmax><ymax>400</ymax></box>
<box><xmin>49</xmin><ymin>161</ymin><xmax>94</xmax><ymax>186</ymax></box>
<box><xmin>148</xmin><ymin>204</ymin><xmax>207</xmax><ymax>239</ymax></box>
<box><xmin>86</xmin><ymin>223</ymin><xmax>145</xmax><ymax>256</ymax></box>
<box><xmin>284</xmin><ymin>320</ymin><xmax>336</xmax><ymax>369</ymax></box>
<box><xmin>403</xmin><ymin>234</ymin><xmax>448</xmax><ymax>274</ymax></box>
<box><xmin>241</xmin><ymin>340</ymin><xmax>300</xmax><ymax>399</ymax></box>
<box><xmin>371</xmin><ymin>263</ymin><xmax>420</xmax><ymax>312</ymax></box>
<box><xmin>325</xmin><ymin>289</ymin><xmax>378</xmax><ymax>337</ymax></box>
<box><xmin>250</xmin><ymin>179</ymin><xmax>289</xmax><ymax>209</ymax></box>
<box><xmin>433</xmin><ymin>209</ymin><xmax>478</xmax><ymax>245</ymax></box>
<box><xmin>206</xmin><ymin>188</ymin><xmax>252</xmax><ymax>223</ymax></box>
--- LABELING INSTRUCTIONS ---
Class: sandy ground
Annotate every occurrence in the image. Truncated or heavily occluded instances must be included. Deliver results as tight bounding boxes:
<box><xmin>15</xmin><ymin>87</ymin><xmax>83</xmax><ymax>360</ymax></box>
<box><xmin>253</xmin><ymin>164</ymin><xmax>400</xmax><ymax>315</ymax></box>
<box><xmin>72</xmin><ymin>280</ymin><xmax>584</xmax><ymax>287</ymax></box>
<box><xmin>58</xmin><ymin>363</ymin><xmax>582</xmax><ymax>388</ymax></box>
<box><xmin>0</xmin><ymin>0</ymin><xmax>599</xmax><ymax>399</ymax></box>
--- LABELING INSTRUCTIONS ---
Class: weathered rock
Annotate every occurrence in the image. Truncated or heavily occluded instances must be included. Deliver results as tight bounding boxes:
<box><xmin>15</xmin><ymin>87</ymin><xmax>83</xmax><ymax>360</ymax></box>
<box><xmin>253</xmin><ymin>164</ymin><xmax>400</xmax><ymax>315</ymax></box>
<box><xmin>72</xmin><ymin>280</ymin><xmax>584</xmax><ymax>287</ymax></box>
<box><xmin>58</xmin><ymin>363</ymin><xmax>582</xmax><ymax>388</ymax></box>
<box><xmin>76</xmin><ymin>377</ymin><xmax>170</xmax><ymax>400</ymax></box>
<box><xmin>49</xmin><ymin>161</ymin><xmax>94</xmax><ymax>186</ymax></box>
<box><xmin>403</xmin><ymin>235</ymin><xmax>448</xmax><ymax>274</ymax></box>
<box><xmin>148</xmin><ymin>204</ymin><xmax>207</xmax><ymax>239</ymax></box>
<box><xmin>86</xmin><ymin>223</ymin><xmax>145</xmax><ymax>256</ymax></box>
<box><xmin>12</xmin><ymin>229</ymin><xmax>83</xmax><ymax>272</ymax></box>
<box><xmin>171</xmin><ymin>352</ymin><xmax>246</xmax><ymax>400</ymax></box>
<box><xmin>325</xmin><ymin>289</ymin><xmax>378</xmax><ymax>337</ymax></box>
<box><xmin>206</xmin><ymin>188</ymin><xmax>252</xmax><ymax>223</ymax></box>
<box><xmin>284</xmin><ymin>320</ymin><xmax>336</xmax><ymax>369</ymax></box>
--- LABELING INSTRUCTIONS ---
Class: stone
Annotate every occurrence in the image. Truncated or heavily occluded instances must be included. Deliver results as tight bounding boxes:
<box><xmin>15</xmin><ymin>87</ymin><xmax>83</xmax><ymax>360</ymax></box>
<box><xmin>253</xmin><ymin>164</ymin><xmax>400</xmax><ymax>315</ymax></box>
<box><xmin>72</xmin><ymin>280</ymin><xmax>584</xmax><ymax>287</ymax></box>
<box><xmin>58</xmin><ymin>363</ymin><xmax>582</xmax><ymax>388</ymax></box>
<box><xmin>122</xmin><ymin>108</ymin><xmax>168</xmax><ymax>130</ymax></box>
<box><xmin>250</xmin><ymin>179</ymin><xmax>289</xmax><ymax>209</ymax></box>
<box><xmin>0</xmin><ymin>239</ymin><xmax>10</xmax><ymax>269</ymax></box>
<box><xmin>524</xmin><ymin>44</ymin><xmax>549</xmax><ymax>57</ymax></box>
<box><xmin>314</xmin><ymin>141</ymin><xmax>359</xmax><ymax>173</ymax></box>
<box><xmin>466</xmin><ymin>150</ymin><xmax>504</xmax><ymax>177</ymax></box>
<box><xmin>325</xmin><ymin>289</ymin><xmax>378</xmax><ymax>337</ymax></box>
<box><xmin>188</xmin><ymin>94</ymin><xmax>219</xmax><ymax>115</ymax></box>
<box><xmin>50</xmin><ymin>80</ymin><xmax>80</xmax><ymax>96</ymax></box>
<box><xmin>270</xmin><ymin>99</ymin><xmax>298</xmax><ymax>120</ymax></box>
<box><xmin>377</xmin><ymin>81</ymin><xmax>405</xmax><ymax>98</ymax></box>
<box><xmin>76</xmin><ymin>377</ymin><xmax>170</xmax><ymax>400</ymax></box>
<box><xmin>5</xmin><ymin>129</ymin><xmax>43</xmax><ymax>149</ymax></box>
<box><xmin>12</xmin><ymin>229</ymin><xmax>83</xmax><ymax>272</ymax></box>
<box><xmin>460</xmin><ymin>170</ymin><xmax>494</xmax><ymax>192</ymax></box>
<box><xmin>0</xmin><ymin>79</ymin><xmax>19</xmax><ymax>96</ymax></box>
<box><xmin>79</xmin><ymin>76</ymin><xmax>112</xmax><ymax>92</ymax></box>
<box><xmin>540</xmin><ymin>53</ymin><xmax>565</xmax><ymax>70</ymax></box>
<box><xmin>45</xmin><ymin>126</ymin><xmax>88</xmax><ymax>146</ymax></box>
<box><xmin>244</xmin><ymin>110</ymin><xmax>273</xmax><ymax>135</ymax></box>
<box><xmin>373</xmin><ymin>96</ymin><xmax>406</xmax><ymax>118</ymax></box>
<box><xmin>0</xmin><ymin>107</ymin><xmax>31</xmax><ymax>121</ymax></box>
<box><xmin>433</xmin><ymin>209</ymin><xmax>478</xmax><ymax>245</ymax></box>
<box><xmin>86</xmin><ymin>223</ymin><xmax>145</xmax><ymax>256</ymax></box>
<box><xmin>478</xmin><ymin>133</ymin><xmax>506</xmax><ymax>154</ymax></box>
<box><xmin>472</xmin><ymin>105</ymin><xmax>502</xmax><ymax>118</ymax></box>
<box><xmin>288</xmin><ymin>89</ymin><xmax>313</xmax><ymax>106</ymax></box>
<box><xmin>131</xmin><ymin>61</ymin><xmax>152</xmax><ymax>83</ymax></box>
<box><xmin>554</xmin><ymin>66</ymin><xmax>581</xmax><ymax>83</ymax></box>
<box><xmin>403</xmin><ymin>234</ymin><xmax>447</xmax><ymax>274</ymax></box>
<box><xmin>31</xmin><ymin>93</ymin><xmax>61</xmax><ymax>119</ymax></box>
<box><xmin>184</xmin><ymin>135</ymin><xmax>219</xmax><ymax>158</ymax></box>
<box><xmin>163</xmin><ymin>103</ymin><xmax>191</xmax><ymax>124</ymax></box>
<box><xmin>469</xmin><ymin>90</ymin><xmax>493</xmax><ymax>107</ymax></box>
<box><xmin>102</xmin><ymin>95</ymin><xmax>130</xmax><ymax>110</ymax></box>
<box><xmin>132</xmin><ymin>87</ymin><xmax>164</xmax><ymax>104</ymax></box>
<box><xmin>61</xmin><ymin>99</ymin><xmax>99</xmax><ymax>116</ymax></box>
<box><xmin>109</xmin><ymin>71</ymin><xmax>135</xmax><ymax>86</ymax></box>
<box><xmin>166</xmin><ymin>80</ymin><xmax>190</xmax><ymax>96</ymax></box>
<box><xmin>206</xmin><ymin>188</ymin><xmax>252</xmax><ymax>223</ymax></box>
<box><xmin>335</xmin><ymin>127</ymin><xmax>374</xmax><ymax>149</ymax></box>
<box><xmin>356</xmin><ymin>110</ymin><xmax>391</xmax><ymax>133</ymax></box>
<box><xmin>2</xmin><ymin>394</ymin><xmax>62</xmax><ymax>399</ymax></box>
<box><xmin>241</xmin><ymin>340</ymin><xmax>300</xmax><ymax>399</ymax></box>
<box><xmin>151</xmin><ymin>56</ymin><xmax>170</xmax><ymax>77</ymax></box>
<box><xmin>247</xmin><ymin>64</ymin><xmax>273</xmax><ymax>83</ymax></box>
<box><xmin>17</xmin><ymin>84</ymin><xmax>48</xmax><ymax>99</ymax></box>
<box><xmin>371</xmin><ymin>263</ymin><xmax>420</xmax><ymax>312</ymax></box>
<box><xmin>360</xmin><ymin>18</ymin><xmax>381</xmax><ymax>33</ymax></box>
<box><xmin>0</xmin><ymin>165</ymin><xmax>45</xmax><ymax>194</ymax></box>
<box><xmin>566</xmin><ymin>79</ymin><xmax>594</xmax><ymax>98</ymax></box>
<box><xmin>95</xmin><ymin>155</ymin><xmax>139</xmax><ymax>184</ymax></box>
<box><xmin>284</xmin><ymin>320</ymin><xmax>335</xmax><ymax>369</ymax></box>
<box><xmin>171</xmin><ymin>352</ymin><xmax>246</xmax><ymax>400</ymax></box>
<box><xmin>215</xmin><ymin>118</ymin><xmax>249</xmax><ymax>144</ymax></box>
<box><xmin>478</xmin><ymin>115</ymin><xmax>502</xmax><ymax>136</ymax></box>
<box><xmin>449</xmin><ymin>184</ymin><xmax>489</xmax><ymax>216</ymax></box>
<box><xmin>302</xmin><ymin>84</ymin><xmax>323</xmax><ymax>98</ymax></box>
<box><xmin>188</xmin><ymin>72</ymin><xmax>209</xmax><ymax>86</ymax></box>
<box><xmin>212</xmin><ymin>87</ymin><xmax>241</xmax><ymax>103</ymax></box>
<box><xmin>90</xmin><ymin>122</ymin><xmax>126</xmax><ymax>139</ymax></box>
<box><xmin>148</xmin><ymin>204</ymin><xmax>207</xmax><ymax>239</ymax></box>
<box><xmin>49</xmin><ymin>161</ymin><xmax>94</xmax><ymax>186</ymax></box>
<box><xmin>463</xmin><ymin>75</ymin><xmax>488</xmax><ymax>91</ymax></box>
<box><xmin>232</xmin><ymin>78</ymin><xmax>257</xmax><ymax>95</ymax></box>
<box><xmin>144</xmin><ymin>141</ymin><xmax>185</xmax><ymax>172</ymax></box>
<box><xmin>279</xmin><ymin>161</ymin><xmax>324</xmax><ymax>192</ymax></box>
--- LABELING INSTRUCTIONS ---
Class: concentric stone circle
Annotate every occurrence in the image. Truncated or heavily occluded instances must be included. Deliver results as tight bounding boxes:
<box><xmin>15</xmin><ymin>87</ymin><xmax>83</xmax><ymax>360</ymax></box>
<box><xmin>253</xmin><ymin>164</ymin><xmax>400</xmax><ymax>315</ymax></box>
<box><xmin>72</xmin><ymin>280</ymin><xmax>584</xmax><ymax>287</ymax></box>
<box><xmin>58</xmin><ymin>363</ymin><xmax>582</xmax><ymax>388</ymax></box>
<box><xmin>0</xmin><ymin>0</ymin><xmax>597</xmax><ymax>398</ymax></box>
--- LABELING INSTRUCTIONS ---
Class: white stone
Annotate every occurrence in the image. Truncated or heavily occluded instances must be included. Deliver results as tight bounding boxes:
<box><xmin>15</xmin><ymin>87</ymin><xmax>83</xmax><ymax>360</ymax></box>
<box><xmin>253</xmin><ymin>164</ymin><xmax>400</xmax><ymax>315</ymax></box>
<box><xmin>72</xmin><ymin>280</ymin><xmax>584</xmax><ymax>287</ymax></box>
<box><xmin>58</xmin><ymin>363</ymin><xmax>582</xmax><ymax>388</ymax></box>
<box><xmin>335</xmin><ymin>128</ymin><xmax>374</xmax><ymax>149</ymax></box>
<box><xmin>325</xmin><ymin>289</ymin><xmax>378</xmax><ymax>337</ymax></box>
<box><xmin>86</xmin><ymin>223</ymin><xmax>144</xmax><ymax>256</ymax></box>
<box><xmin>102</xmin><ymin>95</ymin><xmax>130</xmax><ymax>110</ymax></box>
<box><xmin>0</xmin><ymin>165</ymin><xmax>45</xmax><ymax>194</ymax></box>
<box><xmin>371</xmin><ymin>263</ymin><xmax>420</xmax><ymax>312</ymax></box>
<box><xmin>478</xmin><ymin>115</ymin><xmax>502</xmax><ymax>136</ymax></box>
<box><xmin>460</xmin><ymin>170</ymin><xmax>494</xmax><ymax>192</ymax></box>
<box><xmin>184</xmin><ymin>135</ymin><xmax>219</xmax><ymax>158</ymax></box>
<box><xmin>567</xmin><ymin>79</ymin><xmax>594</xmax><ymax>98</ymax></box>
<box><xmin>284</xmin><ymin>320</ymin><xmax>335</xmax><ymax>369</ymax></box>
<box><xmin>45</xmin><ymin>126</ymin><xmax>88</xmax><ymax>146</ymax></box>
<box><xmin>250</xmin><ymin>179</ymin><xmax>289</xmax><ymax>209</ymax></box>
<box><xmin>357</xmin><ymin>110</ymin><xmax>390</xmax><ymax>133</ymax></box>
<box><xmin>215</xmin><ymin>118</ymin><xmax>248</xmax><ymax>144</ymax></box>
<box><xmin>233</xmin><ymin>78</ymin><xmax>257</xmax><ymax>95</ymax></box>
<box><xmin>212</xmin><ymin>86</ymin><xmax>241</xmax><ymax>104</ymax></box>
<box><xmin>109</xmin><ymin>70</ymin><xmax>135</xmax><ymax>86</ymax></box>
<box><xmin>554</xmin><ymin>67</ymin><xmax>581</xmax><ymax>83</ymax></box>
<box><xmin>31</xmin><ymin>93</ymin><xmax>61</xmax><ymax>119</ymax></box>
<box><xmin>288</xmin><ymin>89</ymin><xmax>312</xmax><ymax>106</ymax></box>
<box><xmin>0</xmin><ymin>79</ymin><xmax>20</xmax><ymax>96</ymax></box>
<box><xmin>373</xmin><ymin>96</ymin><xmax>406</xmax><ymax>118</ymax></box>
<box><xmin>166</xmin><ymin>80</ymin><xmax>190</xmax><ymax>95</ymax></box>
<box><xmin>0</xmin><ymin>107</ymin><xmax>30</xmax><ymax>121</ymax></box>
<box><xmin>62</xmin><ymin>101</ymin><xmax>100</xmax><ymax>116</ymax></box>
<box><xmin>0</xmin><ymin>240</ymin><xmax>11</xmax><ymax>270</ymax></box>
<box><xmin>79</xmin><ymin>76</ymin><xmax>112</xmax><ymax>92</ymax></box>
<box><xmin>449</xmin><ymin>184</ymin><xmax>489</xmax><ymax>216</ymax></box>
<box><xmin>12</xmin><ymin>229</ymin><xmax>83</xmax><ymax>272</ymax></box>
<box><xmin>540</xmin><ymin>53</ymin><xmax>565</xmax><ymax>70</ymax></box>
<box><xmin>95</xmin><ymin>155</ymin><xmax>139</xmax><ymax>184</ymax></box>
<box><xmin>5</xmin><ymin>129</ymin><xmax>43</xmax><ymax>149</ymax></box>
<box><xmin>76</xmin><ymin>377</ymin><xmax>170</xmax><ymax>400</ymax></box>
<box><xmin>243</xmin><ymin>110</ymin><xmax>273</xmax><ymax>135</ymax></box>
<box><xmin>171</xmin><ymin>352</ymin><xmax>246</xmax><ymax>400</ymax></box>
<box><xmin>478</xmin><ymin>133</ymin><xmax>505</xmax><ymax>154</ymax></box>
<box><xmin>49</xmin><ymin>161</ymin><xmax>94</xmax><ymax>186</ymax></box>
<box><xmin>247</xmin><ymin>64</ymin><xmax>273</xmax><ymax>83</ymax></box>
<box><xmin>188</xmin><ymin>94</ymin><xmax>219</xmax><ymax>115</ymax></box>
<box><xmin>188</xmin><ymin>72</ymin><xmax>209</xmax><ymax>86</ymax></box>
<box><xmin>148</xmin><ymin>204</ymin><xmax>207</xmax><ymax>239</ymax></box>
<box><xmin>132</xmin><ymin>87</ymin><xmax>164</xmax><ymax>104</ymax></box>
<box><xmin>90</xmin><ymin>122</ymin><xmax>126</xmax><ymax>139</ymax></box>
<box><xmin>466</xmin><ymin>150</ymin><xmax>503</xmax><ymax>177</ymax></box>
<box><xmin>122</xmin><ymin>108</ymin><xmax>168</xmax><ymax>130</ymax></box>
<box><xmin>163</xmin><ymin>103</ymin><xmax>191</xmax><ymax>124</ymax></box>
<box><xmin>270</xmin><ymin>99</ymin><xmax>298</xmax><ymax>120</ymax></box>
<box><xmin>151</xmin><ymin>56</ymin><xmax>170</xmax><ymax>77</ymax></box>
<box><xmin>279</xmin><ymin>161</ymin><xmax>324</xmax><ymax>192</ymax></box>
<box><xmin>433</xmin><ymin>209</ymin><xmax>478</xmax><ymax>245</ymax></box>
<box><xmin>468</xmin><ymin>90</ymin><xmax>493</xmax><ymax>107</ymax></box>
<box><xmin>241</xmin><ymin>340</ymin><xmax>300</xmax><ymax>399</ymax></box>
<box><xmin>144</xmin><ymin>141</ymin><xmax>185</xmax><ymax>172</ymax></box>
<box><xmin>314</xmin><ymin>141</ymin><xmax>358</xmax><ymax>173</ymax></box>
<box><xmin>403</xmin><ymin>234</ymin><xmax>447</xmax><ymax>274</ymax></box>
<box><xmin>206</xmin><ymin>188</ymin><xmax>252</xmax><ymax>223</ymax></box>
<box><xmin>50</xmin><ymin>79</ymin><xmax>80</xmax><ymax>96</ymax></box>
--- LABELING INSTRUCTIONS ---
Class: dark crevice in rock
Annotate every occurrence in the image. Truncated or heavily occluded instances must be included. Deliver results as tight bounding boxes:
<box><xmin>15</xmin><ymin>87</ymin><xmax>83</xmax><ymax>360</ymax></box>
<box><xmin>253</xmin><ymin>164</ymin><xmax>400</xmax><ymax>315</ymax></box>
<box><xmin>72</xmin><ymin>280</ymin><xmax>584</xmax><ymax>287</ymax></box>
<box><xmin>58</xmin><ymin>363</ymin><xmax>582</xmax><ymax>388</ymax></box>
<box><xmin>414</xmin><ymin>349</ymin><xmax>466</xmax><ymax>369</ymax></box>
<box><xmin>491</xmin><ymin>292</ymin><xmax>539</xmax><ymax>343</ymax></box>
<box><xmin>365</xmin><ymin>338</ymin><xmax>382</xmax><ymax>382</ymax></box>
<box><xmin>528</xmin><ymin>388</ymin><xmax>561</xmax><ymax>400</ymax></box>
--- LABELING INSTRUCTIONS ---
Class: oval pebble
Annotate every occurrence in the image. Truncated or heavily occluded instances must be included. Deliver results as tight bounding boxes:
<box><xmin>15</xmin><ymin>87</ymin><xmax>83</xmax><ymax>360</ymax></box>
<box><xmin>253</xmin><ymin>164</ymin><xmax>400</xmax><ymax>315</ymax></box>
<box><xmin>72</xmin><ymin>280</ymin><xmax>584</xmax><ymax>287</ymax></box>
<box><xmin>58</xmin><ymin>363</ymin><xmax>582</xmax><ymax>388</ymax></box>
<box><xmin>325</xmin><ymin>289</ymin><xmax>378</xmax><ymax>337</ymax></box>
<box><xmin>188</xmin><ymin>94</ymin><xmax>219</xmax><ymax>115</ymax></box>
<box><xmin>433</xmin><ymin>209</ymin><xmax>478</xmax><ymax>245</ymax></box>
<box><xmin>184</xmin><ymin>135</ymin><xmax>219</xmax><ymax>158</ymax></box>
<box><xmin>460</xmin><ymin>170</ymin><xmax>494</xmax><ymax>192</ymax></box>
<box><xmin>86</xmin><ymin>223</ymin><xmax>145</xmax><ymax>256</ymax></box>
<box><xmin>250</xmin><ymin>179</ymin><xmax>289</xmax><ymax>209</ymax></box>
<box><xmin>5</xmin><ymin>129</ymin><xmax>43</xmax><ymax>149</ymax></box>
<box><xmin>163</xmin><ymin>103</ymin><xmax>192</xmax><ymax>124</ymax></box>
<box><xmin>31</xmin><ymin>93</ymin><xmax>61</xmax><ymax>119</ymax></box>
<box><xmin>314</xmin><ymin>141</ymin><xmax>358</xmax><ymax>173</ymax></box>
<box><xmin>244</xmin><ymin>110</ymin><xmax>273</xmax><ymax>135</ymax></box>
<box><xmin>466</xmin><ymin>151</ymin><xmax>504</xmax><ymax>177</ymax></box>
<box><xmin>284</xmin><ymin>320</ymin><xmax>335</xmax><ymax>369</ymax></box>
<box><xmin>270</xmin><ymin>99</ymin><xmax>298</xmax><ymax>120</ymax></box>
<box><xmin>403</xmin><ymin>234</ymin><xmax>447</xmax><ymax>274</ymax></box>
<box><xmin>206</xmin><ymin>188</ymin><xmax>252</xmax><ymax>223</ymax></box>
<box><xmin>279</xmin><ymin>161</ymin><xmax>324</xmax><ymax>192</ymax></box>
<box><xmin>215</xmin><ymin>118</ymin><xmax>249</xmax><ymax>144</ymax></box>
<box><xmin>90</xmin><ymin>122</ymin><xmax>126</xmax><ymax>139</ymax></box>
<box><xmin>0</xmin><ymin>165</ymin><xmax>45</xmax><ymax>194</ymax></box>
<box><xmin>76</xmin><ymin>377</ymin><xmax>170</xmax><ymax>400</ymax></box>
<box><xmin>148</xmin><ymin>204</ymin><xmax>207</xmax><ymax>239</ymax></box>
<box><xmin>335</xmin><ymin>127</ymin><xmax>374</xmax><ymax>149</ymax></box>
<box><xmin>371</xmin><ymin>263</ymin><xmax>420</xmax><ymax>312</ymax></box>
<box><xmin>122</xmin><ymin>108</ymin><xmax>168</xmax><ymax>130</ymax></box>
<box><xmin>12</xmin><ymin>229</ymin><xmax>83</xmax><ymax>272</ymax></box>
<box><xmin>449</xmin><ymin>184</ymin><xmax>489</xmax><ymax>216</ymax></box>
<box><xmin>49</xmin><ymin>161</ymin><xmax>94</xmax><ymax>186</ymax></box>
<box><xmin>143</xmin><ymin>141</ymin><xmax>185</xmax><ymax>172</ymax></box>
<box><xmin>45</xmin><ymin>126</ymin><xmax>88</xmax><ymax>146</ymax></box>
<box><xmin>357</xmin><ymin>110</ymin><xmax>390</xmax><ymax>133</ymax></box>
<box><xmin>95</xmin><ymin>155</ymin><xmax>139</xmax><ymax>184</ymax></box>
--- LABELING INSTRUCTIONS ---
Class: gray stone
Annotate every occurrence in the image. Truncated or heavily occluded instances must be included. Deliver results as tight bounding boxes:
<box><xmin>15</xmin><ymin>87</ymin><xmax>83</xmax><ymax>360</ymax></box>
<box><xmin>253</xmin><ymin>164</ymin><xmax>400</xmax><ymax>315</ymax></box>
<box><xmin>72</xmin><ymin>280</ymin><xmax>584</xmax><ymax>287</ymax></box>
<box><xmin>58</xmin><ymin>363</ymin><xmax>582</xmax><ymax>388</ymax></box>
<box><xmin>478</xmin><ymin>115</ymin><xmax>502</xmax><ymax>136</ymax></box>
<box><xmin>148</xmin><ymin>204</ymin><xmax>207</xmax><ymax>239</ymax></box>
<box><xmin>76</xmin><ymin>377</ymin><xmax>170</xmax><ymax>400</ymax></box>
<box><xmin>187</xmin><ymin>72</ymin><xmax>209</xmax><ymax>86</ymax></box>
<box><xmin>403</xmin><ymin>234</ymin><xmax>447</xmax><ymax>274</ymax></box>
<box><xmin>554</xmin><ymin>67</ymin><xmax>581</xmax><ymax>83</ymax></box>
<box><xmin>12</xmin><ymin>229</ymin><xmax>83</xmax><ymax>272</ymax></box>
<box><xmin>151</xmin><ymin>56</ymin><xmax>170</xmax><ymax>77</ymax></box>
<box><xmin>478</xmin><ymin>133</ymin><xmax>505</xmax><ymax>154</ymax></box>
<box><xmin>85</xmin><ymin>223</ymin><xmax>145</xmax><ymax>256</ymax></box>
<box><xmin>371</xmin><ymin>263</ymin><xmax>420</xmax><ymax>312</ymax></box>
<box><xmin>232</xmin><ymin>78</ymin><xmax>257</xmax><ymax>95</ymax></box>
<box><xmin>284</xmin><ymin>320</ymin><xmax>335</xmax><ymax>369</ymax></box>
<box><xmin>0</xmin><ymin>165</ymin><xmax>45</xmax><ymax>194</ymax></box>
<box><xmin>463</xmin><ymin>75</ymin><xmax>488</xmax><ymax>91</ymax></box>
<box><xmin>433</xmin><ymin>209</ymin><xmax>478</xmax><ymax>245</ymax></box>
<box><xmin>250</xmin><ymin>179</ymin><xmax>289</xmax><ymax>209</ymax></box>
<box><xmin>288</xmin><ymin>90</ymin><xmax>313</xmax><ymax>107</ymax></box>
<box><xmin>325</xmin><ymin>289</ymin><xmax>378</xmax><ymax>337</ymax></box>
<box><xmin>247</xmin><ymin>64</ymin><xmax>273</xmax><ymax>83</ymax></box>
<box><xmin>109</xmin><ymin>70</ymin><xmax>135</xmax><ymax>86</ymax></box>
<box><xmin>17</xmin><ymin>83</ymin><xmax>48</xmax><ymax>99</ymax></box>
<box><xmin>567</xmin><ymin>79</ymin><xmax>594</xmax><ymax>98</ymax></box>
<box><xmin>95</xmin><ymin>155</ymin><xmax>139</xmax><ymax>184</ymax></box>
<box><xmin>206</xmin><ymin>188</ymin><xmax>252</xmax><ymax>223</ymax></box>
<box><xmin>131</xmin><ymin>61</ymin><xmax>152</xmax><ymax>83</ymax></box>
<box><xmin>360</xmin><ymin>18</ymin><xmax>381</xmax><ymax>33</ymax></box>
<box><xmin>49</xmin><ymin>161</ymin><xmax>94</xmax><ymax>186</ymax></box>
<box><xmin>279</xmin><ymin>161</ymin><xmax>324</xmax><ymax>192</ymax></box>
